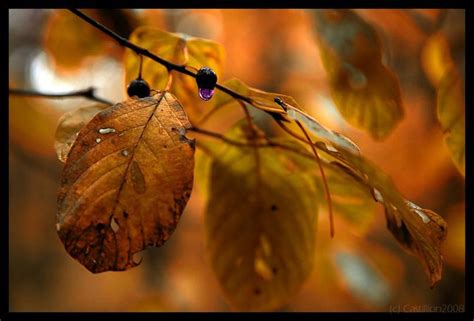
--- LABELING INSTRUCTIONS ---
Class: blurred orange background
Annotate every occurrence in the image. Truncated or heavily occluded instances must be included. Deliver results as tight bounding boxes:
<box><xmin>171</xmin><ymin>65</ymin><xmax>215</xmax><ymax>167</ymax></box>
<box><xmin>9</xmin><ymin>9</ymin><xmax>464</xmax><ymax>311</ymax></box>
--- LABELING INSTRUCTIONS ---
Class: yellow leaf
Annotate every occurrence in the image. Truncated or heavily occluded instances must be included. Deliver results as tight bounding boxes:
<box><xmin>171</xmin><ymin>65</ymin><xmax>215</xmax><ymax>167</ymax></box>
<box><xmin>124</xmin><ymin>27</ymin><xmax>225</xmax><ymax>122</ymax></box>
<box><xmin>55</xmin><ymin>102</ymin><xmax>111</xmax><ymax>163</ymax></box>
<box><xmin>437</xmin><ymin>67</ymin><xmax>465</xmax><ymax>176</ymax></box>
<box><xmin>205</xmin><ymin>121</ymin><xmax>318</xmax><ymax>311</ymax></box>
<box><xmin>313</xmin><ymin>9</ymin><xmax>404</xmax><ymax>140</ymax></box>
<box><xmin>57</xmin><ymin>93</ymin><xmax>195</xmax><ymax>273</ymax></box>
<box><xmin>315</xmin><ymin>162</ymin><xmax>376</xmax><ymax>233</ymax></box>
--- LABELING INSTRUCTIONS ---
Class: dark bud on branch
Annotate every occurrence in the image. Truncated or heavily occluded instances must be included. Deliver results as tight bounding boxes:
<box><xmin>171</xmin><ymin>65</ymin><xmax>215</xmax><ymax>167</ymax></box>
<box><xmin>127</xmin><ymin>78</ymin><xmax>151</xmax><ymax>98</ymax></box>
<box><xmin>196</xmin><ymin>67</ymin><xmax>217</xmax><ymax>101</ymax></box>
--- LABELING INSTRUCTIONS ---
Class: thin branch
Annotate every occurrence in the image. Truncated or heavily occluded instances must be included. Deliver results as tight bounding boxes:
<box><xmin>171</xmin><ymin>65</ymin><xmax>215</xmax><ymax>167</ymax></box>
<box><xmin>276</xmin><ymin>118</ymin><xmax>309</xmax><ymax>144</ymax></box>
<box><xmin>238</xmin><ymin>100</ymin><xmax>258</xmax><ymax>137</ymax></box>
<box><xmin>296</xmin><ymin>120</ymin><xmax>335</xmax><ymax>238</ymax></box>
<box><xmin>189</xmin><ymin>126</ymin><xmax>314</xmax><ymax>160</ymax></box>
<box><xmin>9</xmin><ymin>87</ymin><xmax>113</xmax><ymax>105</ymax></box>
<box><xmin>69</xmin><ymin>9</ymin><xmax>253</xmax><ymax>105</ymax></box>
<box><xmin>188</xmin><ymin>127</ymin><xmax>252</xmax><ymax>147</ymax></box>
<box><xmin>239</xmin><ymin>100</ymin><xmax>262</xmax><ymax>186</ymax></box>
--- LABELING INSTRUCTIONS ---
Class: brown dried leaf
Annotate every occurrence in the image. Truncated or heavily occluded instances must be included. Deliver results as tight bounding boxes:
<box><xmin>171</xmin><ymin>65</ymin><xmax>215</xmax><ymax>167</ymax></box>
<box><xmin>55</xmin><ymin>103</ymin><xmax>111</xmax><ymax>163</ymax></box>
<box><xmin>316</xmin><ymin>142</ymin><xmax>447</xmax><ymax>286</ymax></box>
<box><xmin>56</xmin><ymin>92</ymin><xmax>195</xmax><ymax>273</ymax></box>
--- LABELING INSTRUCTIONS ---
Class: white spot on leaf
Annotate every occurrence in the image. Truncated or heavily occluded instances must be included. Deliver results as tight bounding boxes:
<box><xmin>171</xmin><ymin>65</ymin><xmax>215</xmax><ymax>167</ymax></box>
<box><xmin>98</xmin><ymin>128</ymin><xmax>116</xmax><ymax>134</ymax></box>
<box><xmin>406</xmin><ymin>201</ymin><xmax>431</xmax><ymax>223</ymax></box>
<box><xmin>132</xmin><ymin>253</ymin><xmax>143</xmax><ymax>265</ymax></box>
<box><xmin>326</xmin><ymin>144</ymin><xmax>338</xmax><ymax>152</ymax></box>
<box><xmin>416</xmin><ymin>210</ymin><xmax>431</xmax><ymax>224</ymax></box>
<box><xmin>111</xmin><ymin>216</ymin><xmax>119</xmax><ymax>232</ymax></box>
<box><xmin>373</xmin><ymin>188</ymin><xmax>384</xmax><ymax>202</ymax></box>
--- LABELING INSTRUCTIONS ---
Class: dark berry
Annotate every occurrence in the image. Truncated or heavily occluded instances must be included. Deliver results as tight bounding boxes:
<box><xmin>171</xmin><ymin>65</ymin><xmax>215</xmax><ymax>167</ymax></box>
<box><xmin>196</xmin><ymin>67</ymin><xmax>217</xmax><ymax>90</ymax></box>
<box><xmin>196</xmin><ymin>67</ymin><xmax>217</xmax><ymax>101</ymax></box>
<box><xmin>127</xmin><ymin>78</ymin><xmax>150</xmax><ymax>98</ymax></box>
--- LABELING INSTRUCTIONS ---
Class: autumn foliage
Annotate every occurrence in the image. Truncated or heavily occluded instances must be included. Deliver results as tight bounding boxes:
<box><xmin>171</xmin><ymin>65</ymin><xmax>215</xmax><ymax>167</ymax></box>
<box><xmin>9</xmin><ymin>9</ymin><xmax>465</xmax><ymax>312</ymax></box>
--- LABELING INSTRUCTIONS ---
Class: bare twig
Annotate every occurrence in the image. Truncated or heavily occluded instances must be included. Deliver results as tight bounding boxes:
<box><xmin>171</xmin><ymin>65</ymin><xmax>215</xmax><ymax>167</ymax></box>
<box><xmin>9</xmin><ymin>87</ymin><xmax>113</xmax><ymax>105</ymax></box>
<box><xmin>188</xmin><ymin>127</ymin><xmax>252</xmax><ymax>147</ymax></box>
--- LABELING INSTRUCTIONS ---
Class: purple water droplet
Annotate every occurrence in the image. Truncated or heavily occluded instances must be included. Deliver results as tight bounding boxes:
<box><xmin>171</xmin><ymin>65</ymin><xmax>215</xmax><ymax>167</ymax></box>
<box><xmin>198</xmin><ymin>88</ymin><xmax>214</xmax><ymax>101</ymax></box>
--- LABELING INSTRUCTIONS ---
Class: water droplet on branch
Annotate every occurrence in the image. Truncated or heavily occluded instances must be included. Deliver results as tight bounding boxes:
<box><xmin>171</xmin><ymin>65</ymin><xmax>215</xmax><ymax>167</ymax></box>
<box><xmin>198</xmin><ymin>87</ymin><xmax>215</xmax><ymax>101</ymax></box>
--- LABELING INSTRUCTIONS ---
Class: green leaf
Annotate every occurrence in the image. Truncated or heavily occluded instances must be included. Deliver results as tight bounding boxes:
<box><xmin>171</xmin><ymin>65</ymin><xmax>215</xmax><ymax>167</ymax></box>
<box><xmin>124</xmin><ymin>27</ymin><xmax>224</xmax><ymax>122</ymax></box>
<box><xmin>54</xmin><ymin>102</ymin><xmax>111</xmax><ymax>163</ymax></box>
<box><xmin>205</xmin><ymin>121</ymin><xmax>318</xmax><ymax>311</ymax></box>
<box><xmin>316</xmin><ymin>142</ymin><xmax>447</xmax><ymax>287</ymax></box>
<box><xmin>312</xmin><ymin>9</ymin><xmax>404</xmax><ymax>140</ymax></box>
<box><xmin>437</xmin><ymin>67</ymin><xmax>465</xmax><ymax>176</ymax></box>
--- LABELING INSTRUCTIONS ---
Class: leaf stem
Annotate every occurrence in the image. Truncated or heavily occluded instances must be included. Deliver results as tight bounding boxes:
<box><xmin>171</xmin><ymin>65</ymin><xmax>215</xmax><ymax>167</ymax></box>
<box><xmin>296</xmin><ymin>120</ymin><xmax>335</xmax><ymax>238</ymax></box>
<box><xmin>188</xmin><ymin>127</ymin><xmax>251</xmax><ymax>147</ymax></box>
<box><xmin>165</xmin><ymin>70</ymin><xmax>174</xmax><ymax>91</ymax></box>
<box><xmin>189</xmin><ymin>126</ymin><xmax>313</xmax><ymax>160</ymax></box>
<box><xmin>9</xmin><ymin>87</ymin><xmax>113</xmax><ymax>105</ymax></box>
